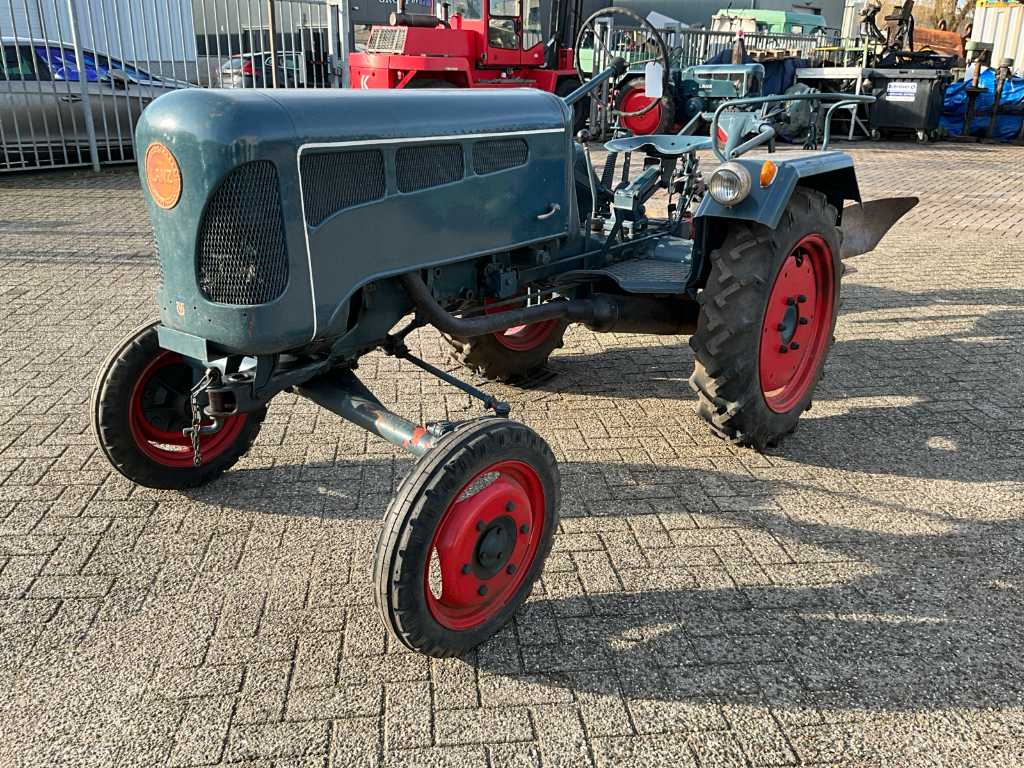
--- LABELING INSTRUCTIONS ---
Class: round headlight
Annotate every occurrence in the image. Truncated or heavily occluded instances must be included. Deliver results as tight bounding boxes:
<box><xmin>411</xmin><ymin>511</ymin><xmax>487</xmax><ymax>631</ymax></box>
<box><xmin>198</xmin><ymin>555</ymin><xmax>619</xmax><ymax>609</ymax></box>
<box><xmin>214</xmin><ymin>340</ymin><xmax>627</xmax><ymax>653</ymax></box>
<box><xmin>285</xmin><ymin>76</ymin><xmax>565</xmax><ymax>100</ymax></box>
<box><xmin>707</xmin><ymin>162</ymin><xmax>752</xmax><ymax>207</ymax></box>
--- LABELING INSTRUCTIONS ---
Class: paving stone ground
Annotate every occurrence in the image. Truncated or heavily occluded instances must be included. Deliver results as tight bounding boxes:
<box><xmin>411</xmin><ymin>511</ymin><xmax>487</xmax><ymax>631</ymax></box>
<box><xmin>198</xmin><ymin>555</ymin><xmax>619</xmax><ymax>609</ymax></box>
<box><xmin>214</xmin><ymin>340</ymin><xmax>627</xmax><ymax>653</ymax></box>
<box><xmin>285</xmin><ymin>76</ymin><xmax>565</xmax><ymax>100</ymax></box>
<box><xmin>1</xmin><ymin>141</ymin><xmax>1023</xmax><ymax>768</ymax></box>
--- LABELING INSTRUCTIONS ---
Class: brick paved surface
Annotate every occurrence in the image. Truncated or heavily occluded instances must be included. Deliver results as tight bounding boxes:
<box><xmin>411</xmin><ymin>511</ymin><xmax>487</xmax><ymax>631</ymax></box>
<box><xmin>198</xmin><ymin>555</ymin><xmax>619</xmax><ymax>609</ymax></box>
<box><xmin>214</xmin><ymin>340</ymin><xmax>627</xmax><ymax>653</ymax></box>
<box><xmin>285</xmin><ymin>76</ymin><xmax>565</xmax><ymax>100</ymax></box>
<box><xmin>1</xmin><ymin>142</ymin><xmax>1023</xmax><ymax>768</ymax></box>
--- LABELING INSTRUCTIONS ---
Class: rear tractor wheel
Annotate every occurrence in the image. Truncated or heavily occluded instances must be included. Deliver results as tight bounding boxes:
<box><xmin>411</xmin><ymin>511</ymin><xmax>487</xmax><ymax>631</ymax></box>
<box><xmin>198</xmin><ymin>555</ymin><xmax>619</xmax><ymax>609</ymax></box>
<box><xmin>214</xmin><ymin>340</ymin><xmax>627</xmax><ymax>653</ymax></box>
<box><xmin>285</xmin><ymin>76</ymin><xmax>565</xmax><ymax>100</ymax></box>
<box><xmin>615</xmin><ymin>77</ymin><xmax>675</xmax><ymax>136</ymax></box>
<box><xmin>374</xmin><ymin>419</ymin><xmax>560</xmax><ymax>657</ymax></box>
<box><xmin>688</xmin><ymin>188</ymin><xmax>842</xmax><ymax>450</ymax></box>
<box><xmin>92</xmin><ymin>321</ymin><xmax>265</xmax><ymax>489</ymax></box>
<box><xmin>445</xmin><ymin>298</ymin><xmax>568</xmax><ymax>383</ymax></box>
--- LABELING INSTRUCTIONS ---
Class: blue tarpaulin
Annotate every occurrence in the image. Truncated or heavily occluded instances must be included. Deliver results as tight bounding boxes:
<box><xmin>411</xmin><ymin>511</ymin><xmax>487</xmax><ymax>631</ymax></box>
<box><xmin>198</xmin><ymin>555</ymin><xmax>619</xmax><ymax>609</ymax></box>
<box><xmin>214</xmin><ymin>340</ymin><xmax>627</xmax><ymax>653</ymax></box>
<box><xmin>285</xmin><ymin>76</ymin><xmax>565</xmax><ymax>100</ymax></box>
<box><xmin>941</xmin><ymin>68</ymin><xmax>1024</xmax><ymax>140</ymax></box>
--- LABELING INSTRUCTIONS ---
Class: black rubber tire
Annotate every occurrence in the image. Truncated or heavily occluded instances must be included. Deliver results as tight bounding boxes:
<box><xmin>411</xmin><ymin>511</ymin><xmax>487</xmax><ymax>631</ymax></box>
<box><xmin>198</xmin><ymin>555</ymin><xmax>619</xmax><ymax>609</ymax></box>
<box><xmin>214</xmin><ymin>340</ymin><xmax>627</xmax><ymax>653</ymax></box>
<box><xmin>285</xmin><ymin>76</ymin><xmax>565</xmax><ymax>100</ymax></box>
<box><xmin>614</xmin><ymin>77</ymin><xmax>675</xmax><ymax>135</ymax></box>
<box><xmin>688</xmin><ymin>188</ymin><xmax>842</xmax><ymax>451</ymax></box>
<box><xmin>374</xmin><ymin>418</ymin><xmax>560</xmax><ymax>657</ymax></box>
<box><xmin>445</xmin><ymin>317</ymin><xmax>569</xmax><ymax>384</ymax></box>
<box><xmin>556</xmin><ymin>78</ymin><xmax>588</xmax><ymax>135</ymax></box>
<box><xmin>92</xmin><ymin>321</ymin><xmax>265</xmax><ymax>489</ymax></box>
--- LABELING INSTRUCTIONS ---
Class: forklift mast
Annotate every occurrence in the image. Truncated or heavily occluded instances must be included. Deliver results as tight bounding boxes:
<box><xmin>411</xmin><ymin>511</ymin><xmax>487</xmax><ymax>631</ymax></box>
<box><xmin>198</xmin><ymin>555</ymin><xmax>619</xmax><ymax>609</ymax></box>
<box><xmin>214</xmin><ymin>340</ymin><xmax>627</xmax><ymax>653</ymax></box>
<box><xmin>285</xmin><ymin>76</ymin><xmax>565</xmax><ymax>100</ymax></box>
<box><xmin>546</xmin><ymin>0</ymin><xmax>584</xmax><ymax>67</ymax></box>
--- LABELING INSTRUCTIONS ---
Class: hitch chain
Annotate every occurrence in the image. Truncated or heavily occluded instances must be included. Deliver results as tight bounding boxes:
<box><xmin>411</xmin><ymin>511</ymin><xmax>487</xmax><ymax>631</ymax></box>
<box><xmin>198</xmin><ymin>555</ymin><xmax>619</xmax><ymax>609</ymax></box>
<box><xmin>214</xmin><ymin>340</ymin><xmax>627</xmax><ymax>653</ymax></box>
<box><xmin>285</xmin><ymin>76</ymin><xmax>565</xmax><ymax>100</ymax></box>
<box><xmin>184</xmin><ymin>368</ymin><xmax>215</xmax><ymax>467</ymax></box>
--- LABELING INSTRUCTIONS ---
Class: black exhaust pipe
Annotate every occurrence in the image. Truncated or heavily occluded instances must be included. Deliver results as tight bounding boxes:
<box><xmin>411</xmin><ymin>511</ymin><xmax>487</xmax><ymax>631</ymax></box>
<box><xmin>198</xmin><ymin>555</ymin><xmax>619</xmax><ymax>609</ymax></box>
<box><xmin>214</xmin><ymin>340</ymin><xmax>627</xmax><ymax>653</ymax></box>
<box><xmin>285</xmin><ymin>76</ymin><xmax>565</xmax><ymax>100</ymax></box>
<box><xmin>399</xmin><ymin>273</ymin><xmax>697</xmax><ymax>337</ymax></box>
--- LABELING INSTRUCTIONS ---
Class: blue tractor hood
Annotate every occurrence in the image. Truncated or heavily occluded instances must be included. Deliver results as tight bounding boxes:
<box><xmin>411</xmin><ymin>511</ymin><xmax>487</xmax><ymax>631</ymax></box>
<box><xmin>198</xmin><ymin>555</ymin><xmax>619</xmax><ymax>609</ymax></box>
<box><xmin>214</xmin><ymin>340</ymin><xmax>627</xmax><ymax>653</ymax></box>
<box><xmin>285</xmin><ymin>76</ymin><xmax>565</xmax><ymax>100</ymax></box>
<box><xmin>136</xmin><ymin>88</ymin><xmax>575</xmax><ymax>356</ymax></box>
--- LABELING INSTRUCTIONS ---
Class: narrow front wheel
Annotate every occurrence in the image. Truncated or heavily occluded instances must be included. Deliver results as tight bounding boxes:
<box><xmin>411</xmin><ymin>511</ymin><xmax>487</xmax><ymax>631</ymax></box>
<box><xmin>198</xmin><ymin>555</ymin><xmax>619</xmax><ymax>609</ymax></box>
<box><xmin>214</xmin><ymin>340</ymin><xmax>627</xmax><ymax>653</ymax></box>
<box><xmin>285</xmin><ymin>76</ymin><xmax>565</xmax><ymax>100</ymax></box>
<box><xmin>374</xmin><ymin>419</ymin><xmax>560</xmax><ymax>657</ymax></box>
<box><xmin>92</xmin><ymin>321</ymin><xmax>265</xmax><ymax>489</ymax></box>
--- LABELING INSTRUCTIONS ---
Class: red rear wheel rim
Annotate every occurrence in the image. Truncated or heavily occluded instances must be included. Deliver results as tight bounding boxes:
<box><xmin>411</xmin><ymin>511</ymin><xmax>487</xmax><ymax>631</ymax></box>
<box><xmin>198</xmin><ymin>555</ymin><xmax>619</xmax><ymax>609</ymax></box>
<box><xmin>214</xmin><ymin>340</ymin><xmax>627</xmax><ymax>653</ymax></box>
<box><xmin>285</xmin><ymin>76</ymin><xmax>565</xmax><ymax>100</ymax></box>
<box><xmin>425</xmin><ymin>460</ymin><xmax>545</xmax><ymax>631</ymax></box>
<box><xmin>758</xmin><ymin>234</ymin><xmax>835</xmax><ymax>414</ymax></box>
<box><xmin>620</xmin><ymin>86</ymin><xmax>663</xmax><ymax>135</ymax></box>
<box><xmin>485</xmin><ymin>298</ymin><xmax>558</xmax><ymax>352</ymax></box>
<box><xmin>128</xmin><ymin>351</ymin><xmax>247</xmax><ymax>468</ymax></box>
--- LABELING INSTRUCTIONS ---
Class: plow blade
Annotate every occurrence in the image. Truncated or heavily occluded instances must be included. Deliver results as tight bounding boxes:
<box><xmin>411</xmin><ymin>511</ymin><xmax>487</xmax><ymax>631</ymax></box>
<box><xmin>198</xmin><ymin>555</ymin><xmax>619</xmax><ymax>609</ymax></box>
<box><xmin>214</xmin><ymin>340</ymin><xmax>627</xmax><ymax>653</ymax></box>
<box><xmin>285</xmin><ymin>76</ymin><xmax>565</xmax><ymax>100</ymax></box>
<box><xmin>839</xmin><ymin>197</ymin><xmax>919</xmax><ymax>259</ymax></box>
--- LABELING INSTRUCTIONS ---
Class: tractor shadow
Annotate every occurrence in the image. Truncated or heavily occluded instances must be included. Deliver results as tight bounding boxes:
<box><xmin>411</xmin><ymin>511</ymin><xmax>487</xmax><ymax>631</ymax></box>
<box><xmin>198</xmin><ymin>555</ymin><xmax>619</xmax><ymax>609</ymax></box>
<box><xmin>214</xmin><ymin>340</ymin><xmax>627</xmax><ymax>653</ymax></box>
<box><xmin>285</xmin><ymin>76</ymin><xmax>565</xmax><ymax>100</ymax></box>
<box><xmin>524</xmin><ymin>287</ymin><xmax>1024</xmax><ymax>483</ymax></box>
<box><xmin>183</xmin><ymin>454</ymin><xmax>415</xmax><ymax>521</ymax></box>
<box><xmin>479</xmin><ymin>466</ymin><xmax>1024</xmax><ymax>714</ymax></box>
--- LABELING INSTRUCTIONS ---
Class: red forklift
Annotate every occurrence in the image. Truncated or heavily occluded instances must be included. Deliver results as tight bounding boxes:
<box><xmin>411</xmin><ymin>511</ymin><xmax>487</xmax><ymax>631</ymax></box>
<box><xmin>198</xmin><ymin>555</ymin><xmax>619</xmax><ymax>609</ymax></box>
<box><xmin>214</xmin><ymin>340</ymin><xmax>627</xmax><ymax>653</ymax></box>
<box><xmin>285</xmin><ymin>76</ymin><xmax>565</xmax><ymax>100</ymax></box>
<box><xmin>348</xmin><ymin>0</ymin><xmax>587</xmax><ymax>123</ymax></box>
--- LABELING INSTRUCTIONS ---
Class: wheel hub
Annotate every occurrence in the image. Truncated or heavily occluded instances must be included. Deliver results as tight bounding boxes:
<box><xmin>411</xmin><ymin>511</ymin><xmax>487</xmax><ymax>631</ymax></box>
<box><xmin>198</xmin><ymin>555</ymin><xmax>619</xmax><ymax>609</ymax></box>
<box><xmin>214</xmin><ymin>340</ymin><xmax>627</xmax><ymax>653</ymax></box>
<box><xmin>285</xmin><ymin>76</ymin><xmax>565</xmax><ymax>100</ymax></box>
<box><xmin>426</xmin><ymin>460</ymin><xmax>544</xmax><ymax>630</ymax></box>
<box><xmin>129</xmin><ymin>351</ymin><xmax>247</xmax><ymax>468</ymax></box>
<box><xmin>484</xmin><ymin>297</ymin><xmax>558</xmax><ymax>352</ymax></box>
<box><xmin>473</xmin><ymin>515</ymin><xmax>516</xmax><ymax>579</ymax></box>
<box><xmin>758</xmin><ymin>234</ymin><xmax>835</xmax><ymax>414</ymax></box>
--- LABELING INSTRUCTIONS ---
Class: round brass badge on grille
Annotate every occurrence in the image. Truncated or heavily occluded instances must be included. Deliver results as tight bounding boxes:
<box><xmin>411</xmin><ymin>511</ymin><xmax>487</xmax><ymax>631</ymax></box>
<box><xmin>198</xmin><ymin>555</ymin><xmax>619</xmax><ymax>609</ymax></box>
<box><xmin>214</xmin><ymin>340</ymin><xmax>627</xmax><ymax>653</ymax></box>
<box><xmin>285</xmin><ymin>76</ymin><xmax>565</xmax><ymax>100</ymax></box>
<box><xmin>145</xmin><ymin>143</ymin><xmax>182</xmax><ymax>210</ymax></box>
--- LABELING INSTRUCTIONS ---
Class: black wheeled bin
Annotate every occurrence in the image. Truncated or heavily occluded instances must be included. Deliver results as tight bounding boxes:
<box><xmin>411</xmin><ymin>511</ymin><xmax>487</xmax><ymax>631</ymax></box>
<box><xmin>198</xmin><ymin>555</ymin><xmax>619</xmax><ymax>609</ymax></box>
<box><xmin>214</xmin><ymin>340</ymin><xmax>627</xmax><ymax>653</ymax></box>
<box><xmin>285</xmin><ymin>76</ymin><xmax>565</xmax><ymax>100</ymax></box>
<box><xmin>865</xmin><ymin>68</ymin><xmax>952</xmax><ymax>141</ymax></box>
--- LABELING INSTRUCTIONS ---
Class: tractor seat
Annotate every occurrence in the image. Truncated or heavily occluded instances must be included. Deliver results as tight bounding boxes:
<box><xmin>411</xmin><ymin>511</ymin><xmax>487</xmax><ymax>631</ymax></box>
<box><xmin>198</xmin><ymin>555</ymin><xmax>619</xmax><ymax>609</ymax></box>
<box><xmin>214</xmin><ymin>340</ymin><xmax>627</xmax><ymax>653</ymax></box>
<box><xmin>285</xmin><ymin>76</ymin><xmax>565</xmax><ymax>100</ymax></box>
<box><xmin>604</xmin><ymin>134</ymin><xmax>712</xmax><ymax>157</ymax></box>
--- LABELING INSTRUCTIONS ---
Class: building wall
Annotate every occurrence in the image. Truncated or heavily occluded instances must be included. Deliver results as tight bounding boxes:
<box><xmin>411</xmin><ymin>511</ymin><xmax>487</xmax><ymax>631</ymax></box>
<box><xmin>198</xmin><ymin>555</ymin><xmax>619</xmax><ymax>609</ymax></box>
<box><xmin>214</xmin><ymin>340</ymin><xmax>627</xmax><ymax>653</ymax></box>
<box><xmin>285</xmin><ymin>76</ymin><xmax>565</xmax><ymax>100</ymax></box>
<box><xmin>1</xmin><ymin>0</ymin><xmax>196</xmax><ymax>60</ymax></box>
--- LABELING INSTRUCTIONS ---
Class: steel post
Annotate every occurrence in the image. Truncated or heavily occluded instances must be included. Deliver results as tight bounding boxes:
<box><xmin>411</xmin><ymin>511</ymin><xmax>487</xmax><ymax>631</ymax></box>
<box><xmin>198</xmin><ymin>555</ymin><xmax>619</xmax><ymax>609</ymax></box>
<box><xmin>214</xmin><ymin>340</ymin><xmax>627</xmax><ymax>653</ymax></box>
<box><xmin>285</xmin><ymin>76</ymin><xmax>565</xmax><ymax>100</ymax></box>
<box><xmin>65</xmin><ymin>0</ymin><xmax>101</xmax><ymax>172</ymax></box>
<box><xmin>327</xmin><ymin>0</ymin><xmax>350</xmax><ymax>87</ymax></box>
<box><xmin>267</xmin><ymin>0</ymin><xmax>279</xmax><ymax>88</ymax></box>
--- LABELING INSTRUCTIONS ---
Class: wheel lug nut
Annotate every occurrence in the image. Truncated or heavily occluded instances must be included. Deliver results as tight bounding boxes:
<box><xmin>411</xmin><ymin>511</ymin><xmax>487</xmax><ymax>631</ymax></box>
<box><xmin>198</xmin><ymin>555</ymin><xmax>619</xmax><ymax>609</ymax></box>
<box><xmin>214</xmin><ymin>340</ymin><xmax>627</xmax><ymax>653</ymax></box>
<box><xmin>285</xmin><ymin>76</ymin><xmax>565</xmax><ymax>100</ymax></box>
<box><xmin>798</xmin><ymin>317</ymin><xmax>809</xmax><ymax>325</ymax></box>
<box><xmin>779</xmin><ymin>345</ymin><xmax>788</xmax><ymax>353</ymax></box>
<box><xmin>461</xmin><ymin>564</ymin><xmax>471</xmax><ymax>575</ymax></box>
<box><xmin>505</xmin><ymin>501</ymin><xmax>515</xmax><ymax>512</ymax></box>
<box><xmin>477</xmin><ymin>585</ymin><xmax>488</xmax><ymax>596</ymax></box>
<box><xmin>777</xmin><ymin>323</ymin><xmax>786</xmax><ymax>331</ymax></box>
<box><xmin>798</xmin><ymin>295</ymin><xmax>807</xmax><ymax>303</ymax></box>
<box><xmin>790</xmin><ymin>342</ymin><xmax>800</xmax><ymax>350</ymax></box>
<box><xmin>520</xmin><ymin>523</ymin><xmax>530</xmax><ymax>534</ymax></box>
<box><xmin>507</xmin><ymin>564</ymin><xmax>517</xmax><ymax>575</ymax></box>
<box><xmin>476</xmin><ymin>521</ymin><xmax>485</xmax><ymax>531</ymax></box>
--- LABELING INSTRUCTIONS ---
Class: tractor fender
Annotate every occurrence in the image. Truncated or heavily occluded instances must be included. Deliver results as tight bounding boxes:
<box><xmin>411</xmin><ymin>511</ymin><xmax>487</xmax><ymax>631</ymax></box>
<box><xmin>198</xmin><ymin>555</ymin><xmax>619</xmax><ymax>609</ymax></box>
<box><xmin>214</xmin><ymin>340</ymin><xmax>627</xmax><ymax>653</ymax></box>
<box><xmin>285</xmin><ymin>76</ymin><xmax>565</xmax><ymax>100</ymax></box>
<box><xmin>694</xmin><ymin>152</ymin><xmax>860</xmax><ymax>230</ymax></box>
<box><xmin>688</xmin><ymin>152</ymin><xmax>861</xmax><ymax>296</ymax></box>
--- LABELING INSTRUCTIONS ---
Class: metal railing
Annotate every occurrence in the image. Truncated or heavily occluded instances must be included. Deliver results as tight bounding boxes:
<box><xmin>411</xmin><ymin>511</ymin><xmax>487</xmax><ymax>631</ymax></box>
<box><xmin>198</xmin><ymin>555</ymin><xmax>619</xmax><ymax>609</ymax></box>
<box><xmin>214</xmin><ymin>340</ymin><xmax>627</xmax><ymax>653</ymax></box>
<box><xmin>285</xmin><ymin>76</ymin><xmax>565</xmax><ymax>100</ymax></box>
<box><xmin>663</xmin><ymin>28</ymin><xmax>837</xmax><ymax>69</ymax></box>
<box><xmin>1</xmin><ymin>0</ymin><xmax>344</xmax><ymax>173</ymax></box>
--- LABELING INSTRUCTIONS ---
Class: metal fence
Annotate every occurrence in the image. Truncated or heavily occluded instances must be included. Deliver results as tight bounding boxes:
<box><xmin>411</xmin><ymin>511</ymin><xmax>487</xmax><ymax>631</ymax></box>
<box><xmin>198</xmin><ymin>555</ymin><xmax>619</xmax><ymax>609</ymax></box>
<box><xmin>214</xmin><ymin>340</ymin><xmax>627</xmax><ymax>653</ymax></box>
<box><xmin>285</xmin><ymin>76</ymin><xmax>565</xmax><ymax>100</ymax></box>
<box><xmin>1</xmin><ymin>0</ymin><xmax>343</xmax><ymax>173</ymax></box>
<box><xmin>667</xmin><ymin>28</ymin><xmax>837</xmax><ymax>68</ymax></box>
<box><xmin>2</xmin><ymin>1</ymin><xmax>836</xmax><ymax>174</ymax></box>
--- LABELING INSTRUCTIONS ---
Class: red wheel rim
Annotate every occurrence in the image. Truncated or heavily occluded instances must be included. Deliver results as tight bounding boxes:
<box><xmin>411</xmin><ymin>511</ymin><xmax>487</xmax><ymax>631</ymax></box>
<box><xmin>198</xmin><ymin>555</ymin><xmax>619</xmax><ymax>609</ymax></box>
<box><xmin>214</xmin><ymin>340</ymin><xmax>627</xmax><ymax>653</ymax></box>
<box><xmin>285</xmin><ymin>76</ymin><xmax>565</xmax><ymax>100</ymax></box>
<box><xmin>128</xmin><ymin>351</ymin><xmax>247</xmax><ymax>468</ymax></box>
<box><xmin>758</xmin><ymin>234</ymin><xmax>835</xmax><ymax>414</ymax></box>
<box><xmin>425</xmin><ymin>460</ymin><xmax>545</xmax><ymax>631</ymax></box>
<box><xmin>485</xmin><ymin>298</ymin><xmax>558</xmax><ymax>352</ymax></box>
<box><xmin>619</xmin><ymin>86</ymin><xmax>663</xmax><ymax>135</ymax></box>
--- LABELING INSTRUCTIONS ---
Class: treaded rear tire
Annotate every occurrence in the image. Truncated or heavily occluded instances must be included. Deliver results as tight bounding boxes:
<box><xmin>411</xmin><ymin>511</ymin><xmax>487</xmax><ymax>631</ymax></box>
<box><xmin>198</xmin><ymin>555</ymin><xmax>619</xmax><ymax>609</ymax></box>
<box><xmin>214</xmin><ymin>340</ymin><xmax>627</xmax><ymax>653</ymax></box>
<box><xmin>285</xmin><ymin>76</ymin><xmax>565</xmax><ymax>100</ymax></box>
<box><xmin>374</xmin><ymin>418</ymin><xmax>559</xmax><ymax>657</ymax></box>
<box><xmin>92</xmin><ymin>321</ymin><xmax>265</xmax><ymax>489</ymax></box>
<box><xmin>444</xmin><ymin>320</ymin><xmax>568</xmax><ymax>383</ymax></box>
<box><xmin>688</xmin><ymin>188</ymin><xmax>842</xmax><ymax>450</ymax></box>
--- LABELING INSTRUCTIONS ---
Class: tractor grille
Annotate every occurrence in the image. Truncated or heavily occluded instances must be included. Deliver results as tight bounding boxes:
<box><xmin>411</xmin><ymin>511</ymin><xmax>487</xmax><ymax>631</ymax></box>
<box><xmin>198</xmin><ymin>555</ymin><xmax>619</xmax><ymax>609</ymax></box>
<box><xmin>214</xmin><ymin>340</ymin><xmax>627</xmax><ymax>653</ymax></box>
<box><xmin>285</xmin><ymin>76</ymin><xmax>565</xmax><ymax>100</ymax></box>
<box><xmin>366</xmin><ymin>27</ymin><xmax>407</xmax><ymax>54</ymax></box>
<box><xmin>300</xmin><ymin>149</ymin><xmax>386</xmax><ymax>227</ymax></box>
<box><xmin>396</xmin><ymin>143</ymin><xmax>465</xmax><ymax>193</ymax></box>
<box><xmin>197</xmin><ymin>161</ymin><xmax>288</xmax><ymax>305</ymax></box>
<box><xmin>472</xmin><ymin>138</ymin><xmax>529</xmax><ymax>175</ymax></box>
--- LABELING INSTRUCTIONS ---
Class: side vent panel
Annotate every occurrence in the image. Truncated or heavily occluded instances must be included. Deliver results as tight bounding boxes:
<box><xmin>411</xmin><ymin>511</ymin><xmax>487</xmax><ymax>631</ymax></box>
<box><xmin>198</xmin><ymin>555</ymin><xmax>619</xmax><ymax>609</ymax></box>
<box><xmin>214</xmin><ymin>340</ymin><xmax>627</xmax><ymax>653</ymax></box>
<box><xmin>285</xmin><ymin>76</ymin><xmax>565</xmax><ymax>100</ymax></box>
<box><xmin>396</xmin><ymin>143</ymin><xmax>465</xmax><ymax>193</ymax></box>
<box><xmin>301</xmin><ymin>149</ymin><xmax>386</xmax><ymax>227</ymax></box>
<box><xmin>473</xmin><ymin>138</ymin><xmax>529</xmax><ymax>175</ymax></box>
<box><xmin>366</xmin><ymin>26</ymin><xmax>407</xmax><ymax>54</ymax></box>
<box><xmin>197</xmin><ymin>161</ymin><xmax>288</xmax><ymax>306</ymax></box>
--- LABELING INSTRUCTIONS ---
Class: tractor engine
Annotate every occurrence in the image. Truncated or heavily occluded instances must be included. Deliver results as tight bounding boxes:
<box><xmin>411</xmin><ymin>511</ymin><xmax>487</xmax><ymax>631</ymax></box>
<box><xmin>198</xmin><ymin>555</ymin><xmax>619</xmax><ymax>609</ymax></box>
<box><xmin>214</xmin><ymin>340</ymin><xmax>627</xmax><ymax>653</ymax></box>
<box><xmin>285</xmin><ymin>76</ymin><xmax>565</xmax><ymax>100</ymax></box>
<box><xmin>135</xmin><ymin>87</ymin><xmax>577</xmax><ymax>358</ymax></box>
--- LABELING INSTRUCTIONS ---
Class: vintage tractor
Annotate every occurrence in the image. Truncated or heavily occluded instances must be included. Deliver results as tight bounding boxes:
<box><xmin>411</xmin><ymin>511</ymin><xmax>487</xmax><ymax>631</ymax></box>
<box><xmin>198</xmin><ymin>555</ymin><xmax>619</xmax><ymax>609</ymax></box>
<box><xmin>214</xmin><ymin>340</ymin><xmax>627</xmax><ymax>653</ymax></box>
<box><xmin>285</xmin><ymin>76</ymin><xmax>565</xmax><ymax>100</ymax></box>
<box><xmin>93</xmin><ymin>61</ymin><xmax>915</xmax><ymax>657</ymax></box>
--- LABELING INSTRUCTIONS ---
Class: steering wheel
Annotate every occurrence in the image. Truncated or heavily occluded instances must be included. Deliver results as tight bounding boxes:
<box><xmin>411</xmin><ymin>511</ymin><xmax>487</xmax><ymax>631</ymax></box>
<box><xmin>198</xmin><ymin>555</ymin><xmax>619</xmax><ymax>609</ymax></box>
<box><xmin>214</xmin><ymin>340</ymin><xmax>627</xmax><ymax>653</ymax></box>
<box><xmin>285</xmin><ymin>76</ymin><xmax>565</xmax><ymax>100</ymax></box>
<box><xmin>573</xmin><ymin>7</ymin><xmax>670</xmax><ymax>120</ymax></box>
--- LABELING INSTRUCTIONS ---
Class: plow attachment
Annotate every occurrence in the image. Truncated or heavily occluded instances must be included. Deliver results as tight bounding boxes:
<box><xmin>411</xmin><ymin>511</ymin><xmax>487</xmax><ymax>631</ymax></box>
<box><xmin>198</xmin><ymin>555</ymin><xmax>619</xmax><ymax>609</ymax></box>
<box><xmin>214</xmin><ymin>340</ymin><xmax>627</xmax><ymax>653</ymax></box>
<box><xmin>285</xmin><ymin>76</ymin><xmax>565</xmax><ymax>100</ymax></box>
<box><xmin>839</xmin><ymin>197</ymin><xmax>919</xmax><ymax>259</ymax></box>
